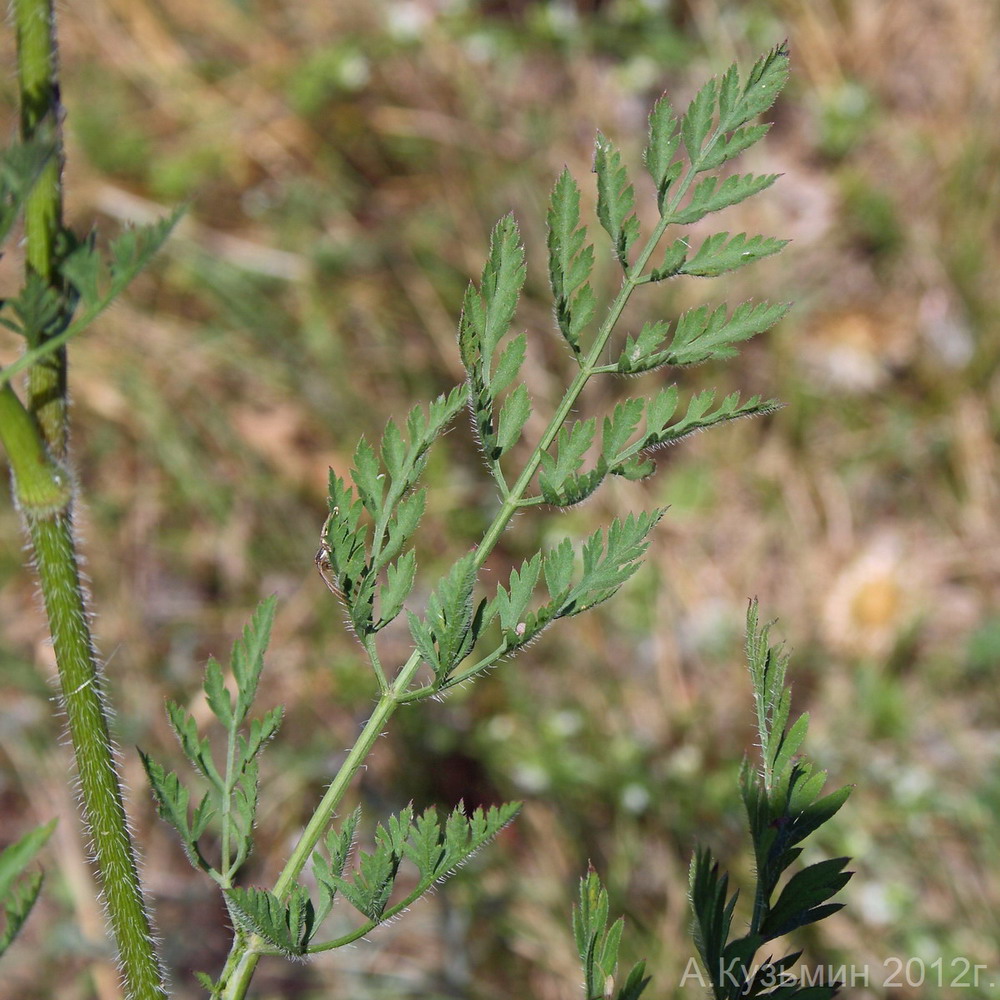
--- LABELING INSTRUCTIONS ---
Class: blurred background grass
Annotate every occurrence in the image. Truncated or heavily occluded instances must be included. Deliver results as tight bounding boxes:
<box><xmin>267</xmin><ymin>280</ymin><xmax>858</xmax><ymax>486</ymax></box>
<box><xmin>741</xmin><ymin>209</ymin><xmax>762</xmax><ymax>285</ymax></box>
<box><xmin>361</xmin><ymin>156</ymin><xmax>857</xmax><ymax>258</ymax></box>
<box><xmin>1</xmin><ymin>0</ymin><xmax>998</xmax><ymax>997</ymax></box>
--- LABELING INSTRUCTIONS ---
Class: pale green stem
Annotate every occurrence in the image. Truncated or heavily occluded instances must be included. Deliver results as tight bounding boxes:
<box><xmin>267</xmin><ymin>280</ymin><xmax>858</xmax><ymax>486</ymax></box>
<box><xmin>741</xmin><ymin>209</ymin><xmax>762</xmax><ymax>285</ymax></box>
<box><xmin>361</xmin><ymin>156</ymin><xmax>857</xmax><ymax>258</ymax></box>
<box><xmin>8</xmin><ymin>1</ymin><xmax>167</xmax><ymax>996</ymax></box>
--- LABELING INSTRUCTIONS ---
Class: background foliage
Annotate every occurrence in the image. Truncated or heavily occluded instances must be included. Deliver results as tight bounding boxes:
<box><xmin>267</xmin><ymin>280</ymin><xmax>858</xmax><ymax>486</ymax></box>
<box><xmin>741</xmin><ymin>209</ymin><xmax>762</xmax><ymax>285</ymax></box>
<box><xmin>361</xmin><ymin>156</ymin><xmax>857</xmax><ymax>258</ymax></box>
<box><xmin>1</xmin><ymin>1</ymin><xmax>998</xmax><ymax>997</ymax></box>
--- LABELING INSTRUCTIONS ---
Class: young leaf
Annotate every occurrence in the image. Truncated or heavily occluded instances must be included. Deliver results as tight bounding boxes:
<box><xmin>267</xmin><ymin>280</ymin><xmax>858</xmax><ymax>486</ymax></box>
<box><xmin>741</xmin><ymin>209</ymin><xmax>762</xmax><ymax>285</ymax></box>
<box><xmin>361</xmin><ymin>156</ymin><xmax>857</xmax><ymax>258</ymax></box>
<box><xmin>689</xmin><ymin>601</ymin><xmax>852</xmax><ymax>999</ymax></box>
<box><xmin>573</xmin><ymin>869</ymin><xmax>651</xmax><ymax>1000</ymax></box>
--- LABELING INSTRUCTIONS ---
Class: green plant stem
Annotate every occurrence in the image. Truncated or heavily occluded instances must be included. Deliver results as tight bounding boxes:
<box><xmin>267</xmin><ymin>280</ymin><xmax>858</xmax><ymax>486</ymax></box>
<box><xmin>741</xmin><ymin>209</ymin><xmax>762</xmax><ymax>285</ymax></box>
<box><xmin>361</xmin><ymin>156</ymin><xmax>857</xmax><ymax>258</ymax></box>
<box><xmin>14</xmin><ymin>0</ymin><xmax>66</xmax><ymax>454</ymax></box>
<box><xmin>9</xmin><ymin>1</ymin><xmax>167</xmax><ymax>996</ymax></box>
<box><xmin>218</xmin><ymin>685</ymin><xmax>402</xmax><ymax>997</ymax></box>
<box><xmin>29</xmin><ymin>512</ymin><xmax>167</xmax><ymax>999</ymax></box>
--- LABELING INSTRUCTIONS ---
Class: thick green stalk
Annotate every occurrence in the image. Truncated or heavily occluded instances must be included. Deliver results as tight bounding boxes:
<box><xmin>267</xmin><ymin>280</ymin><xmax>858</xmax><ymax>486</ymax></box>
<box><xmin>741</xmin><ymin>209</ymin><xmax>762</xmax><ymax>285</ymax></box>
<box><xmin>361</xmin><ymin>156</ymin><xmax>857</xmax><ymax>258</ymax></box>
<box><xmin>9</xmin><ymin>0</ymin><xmax>167</xmax><ymax>996</ymax></box>
<box><xmin>29</xmin><ymin>511</ymin><xmax>167</xmax><ymax>1000</ymax></box>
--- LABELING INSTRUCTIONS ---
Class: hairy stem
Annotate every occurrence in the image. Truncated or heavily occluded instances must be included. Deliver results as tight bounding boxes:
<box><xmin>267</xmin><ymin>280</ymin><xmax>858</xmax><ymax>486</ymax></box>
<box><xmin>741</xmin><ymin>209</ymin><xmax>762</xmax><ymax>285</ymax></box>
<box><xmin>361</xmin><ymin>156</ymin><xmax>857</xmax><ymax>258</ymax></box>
<box><xmin>29</xmin><ymin>512</ymin><xmax>167</xmax><ymax>999</ymax></box>
<box><xmin>9</xmin><ymin>1</ymin><xmax>167</xmax><ymax>996</ymax></box>
<box><xmin>218</xmin><ymin>684</ymin><xmax>403</xmax><ymax>997</ymax></box>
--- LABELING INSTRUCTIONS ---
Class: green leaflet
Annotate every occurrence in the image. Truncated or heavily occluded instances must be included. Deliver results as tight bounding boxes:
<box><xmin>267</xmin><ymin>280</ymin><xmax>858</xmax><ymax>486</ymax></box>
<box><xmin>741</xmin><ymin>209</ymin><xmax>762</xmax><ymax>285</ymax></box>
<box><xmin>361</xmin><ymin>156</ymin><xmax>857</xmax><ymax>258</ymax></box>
<box><xmin>0</xmin><ymin>209</ymin><xmax>184</xmax><ymax>383</ymax></box>
<box><xmin>140</xmin><ymin>753</ymin><xmax>215</xmax><ymax>874</ymax></box>
<box><xmin>309</xmin><ymin>803</ymin><xmax>520</xmax><ymax>944</ymax></box>
<box><xmin>678</xmin><ymin>232</ymin><xmax>789</xmax><ymax>278</ymax></box>
<box><xmin>459</xmin><ymin>213</ymin><xmax>526</xmax><ymax>385</ymax></box>
<box><xmin>60</xmin><ymin>210</ymin><xmax>182</xmax><ymax>310</ymax></box>
<box><xmin>321</xmin><ymin>386</ymin><xmax>466</xmax><ymax>635</ymax></box>
<box><xmin>594</xmin><ymin>133</ymin><xmax>641</xmax><ymax>269</ymax></box>
<box><xmin>616</xmin><ymin>300</ymin><xmax>790</xmax><ymax>373</ymax></box>
<box><xmin>459</xmin><ymin>215</ymin><xmax>531</xmax><ymax>470</ymax></box>
<box><xmin>547</xmin><ymin>512</ymin><xmax>664</xmax><ymax>619</ymax></box>
<box><xmin>0</xmin><ymin>819</ymin><xmax>56</xmax><ymax>959</ymax></box>
<box><xmin>727</xmin><ymin>43</ymin><xmax>790</xmax><ymax>130</ymax></box>
<box><xmin>496</xmin><ymin>383</ymin><xmax>532</xmax><ymax>458</ymax></box>
<box><xmin>643</xmin><ymin>96</ymin><xmax>682</xmax><ymax>211</ymax></box>
<box><xmin>548</xmin><ymin>168</ymin><xmax>596</xmax><ymax>355</ymax></box>
<box><xmin>407</xmin><ymin>551</ymin><xmax>484</xmax><ymax>684</ymax></box>
<box><xmin>573</xmin><ymin>870</ymin><xmax>651</xmax><ymax>1000</ymax></box>
<box><xmin>673</xmin><ymin>172</ymin><xmax>780</xmax><ymax>226</ymax></box>
<box><xmin>538</xmin><ymin>418</ymin><xmax>596</xmax><ymax>503</ymax></box>
<box><xmin>141</xmin><ymin>598</ymin><xmax>283</xmax><ymax>885</ymax></box>
<box><xmin>681</xmin><ymin>76</ymin><xmax>718</xmax><ymax>163</ymax></box>
<box><xmin>687</xmin><ymin>602</ymin><xmax>852</xmax><ymax>1000</ymax></box>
